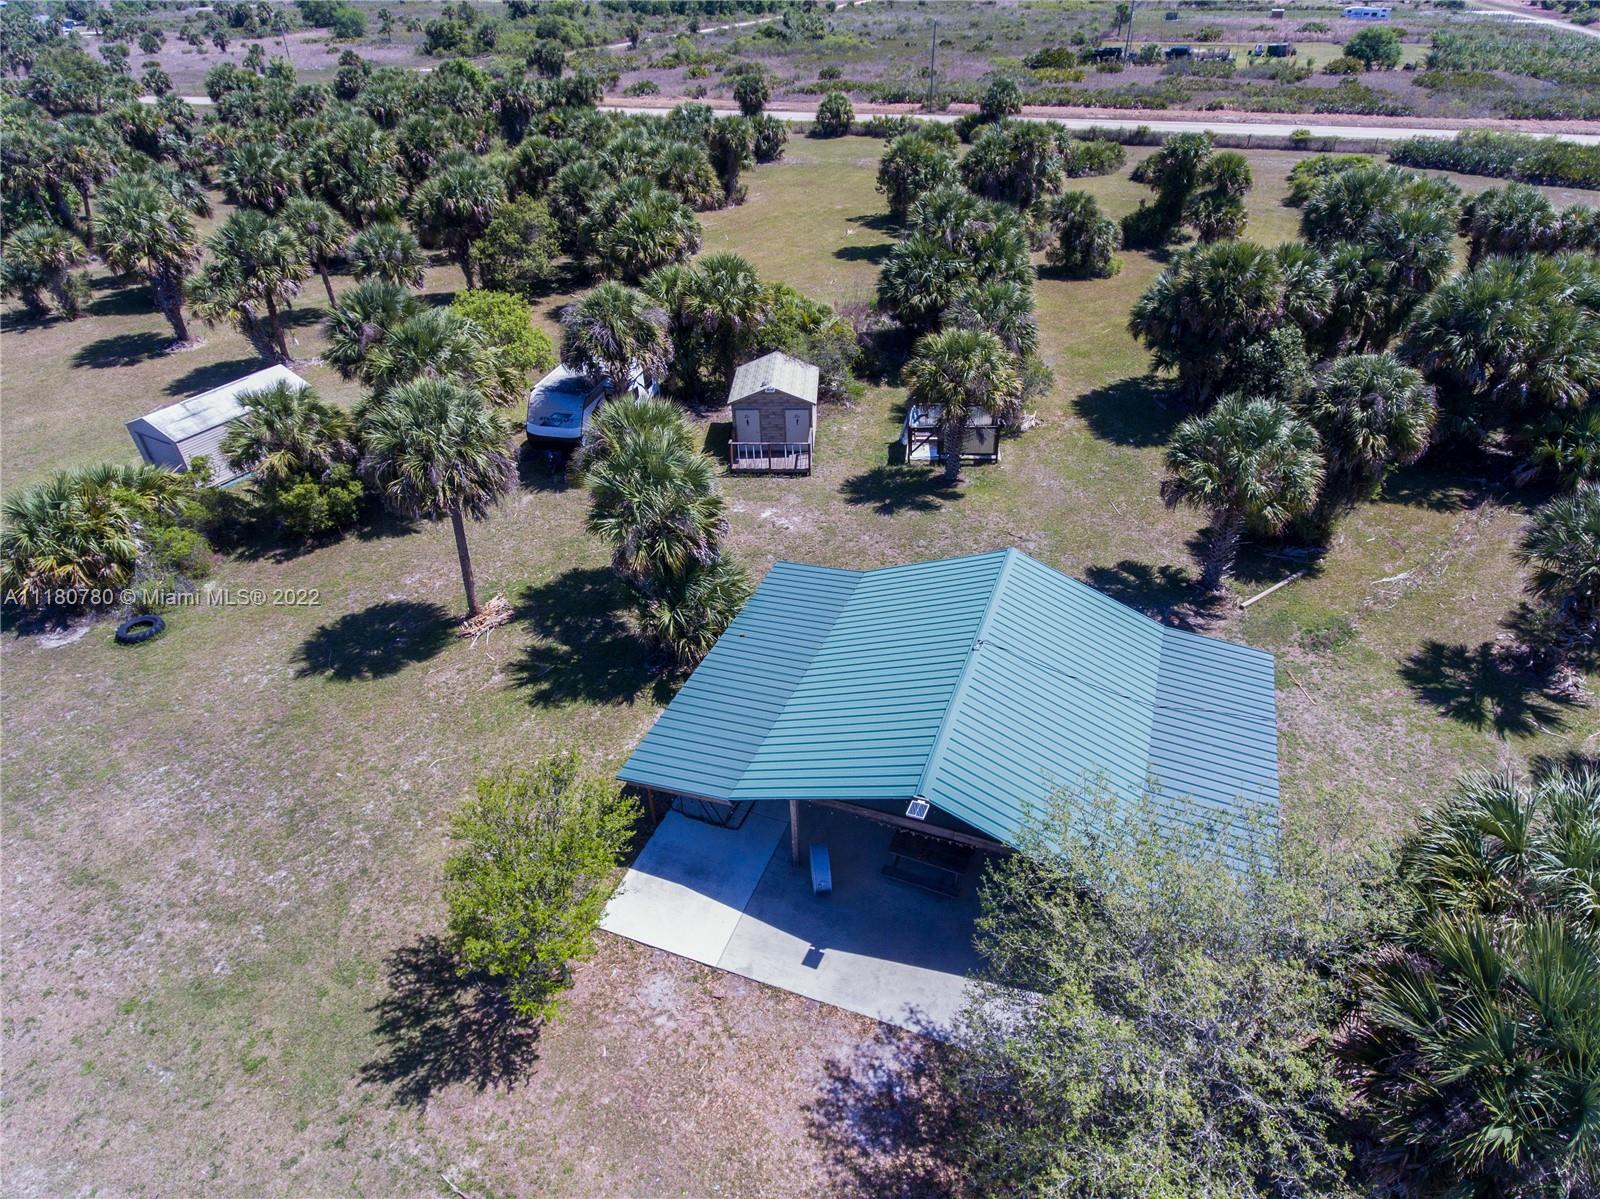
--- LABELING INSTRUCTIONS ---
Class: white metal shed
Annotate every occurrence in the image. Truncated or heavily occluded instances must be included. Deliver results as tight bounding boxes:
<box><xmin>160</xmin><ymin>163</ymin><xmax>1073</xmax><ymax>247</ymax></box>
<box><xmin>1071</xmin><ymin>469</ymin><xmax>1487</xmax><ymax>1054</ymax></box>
<box><xmin>126</xmin><ymin>365</ymin><xmax>310</xmax><ymax>486</ymax></box>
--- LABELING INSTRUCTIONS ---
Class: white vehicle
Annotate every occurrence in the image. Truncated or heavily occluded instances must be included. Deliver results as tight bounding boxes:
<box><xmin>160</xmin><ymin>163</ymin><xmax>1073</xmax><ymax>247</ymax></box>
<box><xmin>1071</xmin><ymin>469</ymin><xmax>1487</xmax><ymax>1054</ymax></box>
<box><xmin>524</xmin><ymin>363</ymin><xmax>656</xmax><ymax>444</ymax></box>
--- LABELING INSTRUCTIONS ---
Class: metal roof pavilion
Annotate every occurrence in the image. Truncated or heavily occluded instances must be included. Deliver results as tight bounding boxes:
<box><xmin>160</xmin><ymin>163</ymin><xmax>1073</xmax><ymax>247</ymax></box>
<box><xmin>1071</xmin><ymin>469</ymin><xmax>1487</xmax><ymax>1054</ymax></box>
<box><xmin>618</xmin><ymin>549</ymin><xmax>1280</xmax><ymax>850</ymax></box>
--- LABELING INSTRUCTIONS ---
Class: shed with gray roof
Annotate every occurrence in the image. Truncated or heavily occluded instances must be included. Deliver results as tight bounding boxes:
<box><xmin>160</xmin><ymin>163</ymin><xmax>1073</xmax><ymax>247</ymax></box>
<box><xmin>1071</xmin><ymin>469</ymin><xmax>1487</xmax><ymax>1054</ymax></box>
<box><xmin>126</xmin><ymin>365</ymin><xmax>310</xmax><ymax>486</ymax></box>
<box><xmin>727</xmin><ymin>351</ymin><xmax>819</xmax><ymax>475</ymax></box>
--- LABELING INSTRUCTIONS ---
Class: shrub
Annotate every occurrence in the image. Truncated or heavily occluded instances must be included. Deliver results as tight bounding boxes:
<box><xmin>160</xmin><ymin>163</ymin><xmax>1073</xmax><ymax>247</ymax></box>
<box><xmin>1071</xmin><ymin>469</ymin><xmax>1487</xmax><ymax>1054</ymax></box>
<box><xmin>1390</xmin><ymin>130</ymin><xmax>1600</xmax><ymax>189</ymax></box>
<box><xmin>1344</xmin><ymin>26</ymin><xmax>1401</xmax><ymax>69</ymax></box>
<box><xmin>450</xmin><ymin>289</ymin><xmax>555</xmax><ymax>378</ymax></box>
<box><xmin>1284</xmin><ymin>153</ymin><xmax>1374</xmax><ymax>206</ymax></box>
<box><xmin>621</xmin><ymin>78</ymin><xmax>659</xmax><ymax>97</ymax></box>
<box><xmin>749</xmin><ymin>113</ymin><xmax>788</xmax><ymax>164</ymax></box>
<box><xmin>267</xmin><ymin>465</ymin><xmax>366</xmax><ymax>537</ymax></box>
<box><xmin>811</xmin><ymin>90</ymin><xmax>853</xmax><ymax>137</ymax></box>
<box><xmin>1060</xmin><ymin>137</ymin><xmax>1126</xmax><ymax>178</ymax></box>
<box><xmin>143</xmin><ymin>524</ymin><xmax>213</xmax><ymax>581</ymax></box>
<box><xmin>1323</xmin><ymin>55</ymin><xmax>1362</xmax><ymax>76</ymax></box>
<box><xmin>978</xmin><ymin>76</ymin><xmax>1023</xmax><ymax>121</ymax></box>
<box><xmin>444</xmin><ymin>752</ymin><xmax>638</xmax><ymax>1022</ymax></box>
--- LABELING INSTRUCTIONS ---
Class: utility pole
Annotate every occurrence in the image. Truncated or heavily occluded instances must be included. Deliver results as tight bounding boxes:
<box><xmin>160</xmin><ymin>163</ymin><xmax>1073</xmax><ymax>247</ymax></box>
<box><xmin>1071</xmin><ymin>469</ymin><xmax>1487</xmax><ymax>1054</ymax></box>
<box><xmin>1123</xmin><ymin>1</ymin><xmax>1137</xmax><ymax>60</ymax></box>
<box><xmin>926</xmin><ymin>17</ymin><xmax>937</xmax><ymax>111</ymax></box>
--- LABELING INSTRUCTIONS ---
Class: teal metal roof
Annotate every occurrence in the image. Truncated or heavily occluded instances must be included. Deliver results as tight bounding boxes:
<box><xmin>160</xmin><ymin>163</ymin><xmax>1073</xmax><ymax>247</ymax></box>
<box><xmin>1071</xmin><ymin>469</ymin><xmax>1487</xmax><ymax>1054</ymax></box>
<box><xmin>618</xmin><ymin>549</ymin><xmax>1280</xmax><ymax>848</ymax></box>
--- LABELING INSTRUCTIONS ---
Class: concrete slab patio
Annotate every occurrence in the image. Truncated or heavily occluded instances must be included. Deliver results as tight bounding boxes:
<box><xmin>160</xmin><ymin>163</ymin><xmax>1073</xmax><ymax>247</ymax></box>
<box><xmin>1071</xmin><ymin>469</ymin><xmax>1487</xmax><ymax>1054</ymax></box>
<box><xmin>602</xmin><ymin>804</ymin><xmax>994</xmax><ymax>1031</ymax></box>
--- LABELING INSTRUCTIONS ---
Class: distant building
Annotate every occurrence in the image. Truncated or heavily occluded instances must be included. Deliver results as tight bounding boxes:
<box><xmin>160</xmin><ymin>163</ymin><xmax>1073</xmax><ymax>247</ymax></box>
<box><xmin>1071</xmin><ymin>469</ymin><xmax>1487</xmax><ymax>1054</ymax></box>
<box><xmin>1342</xmin><ymin>5</ymin><xmax>1392</xmax><ymax>19</ymax></box>
<box><xmin>126</xmin><ymin>365</ymin><xmax>309</xmax><ymax>486</ymax></box>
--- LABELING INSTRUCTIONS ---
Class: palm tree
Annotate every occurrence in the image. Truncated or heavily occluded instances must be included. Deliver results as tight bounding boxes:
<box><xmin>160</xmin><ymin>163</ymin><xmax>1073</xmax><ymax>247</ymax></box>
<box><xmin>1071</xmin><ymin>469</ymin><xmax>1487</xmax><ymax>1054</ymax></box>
<box><xmin>361</xmin><ymin>307</ymin><xmax>516</xmax><ymax>406</ymax></box>
<box><xmin>560</xmin><ymin>282</ymin><xmax>673</xmax><ymax>394</ymax></box>
<box><xmin>946</xmin><ymin>278</ymin><xmax>1039</xmax><ymax>358</ymax></box>
<box><xmin>654</xmin><ymin>141</ymin><xmax>723</xmax><ymax>212</ymax></box>
<box><xmin>188</xmin><ymin>209</ymin><xmax>308</xmax><ymax>363</ymax></box>
<box><xmin>582</xmin><ymin>394</ymin><xmax>696</xmax><ymax>471</ymax></box>
<box><xmin>219</xmin><ymin>139</ymin><xmax>299</xmax><ymax>212</ymax></box>
<box><xmin>683</xmin><ymin>252</ymin><xmax>769</xmax><ymax>386</ymax></box>
<box><xmin>1461</xmin><ymin>183</ymin><xmax>1561</xmax><ymax>266</ymax></box>
<box><xmin>594</xmin><ymin>192</ymin><xmax>703</xmax><ymax>284</ymax></box>
<box><xmin>1045</xmin><ymin>191</ymin><xmax>1121</xmax><ymax>279</ymax></box>
<box><xmin>1518</xmin><ymin>484</ymin><xmax>1600</xmax><ymax>630</ymax></box>
<box><xmin>876</xmin><ymin>130</ymin><xmax>961</xmax><ymax>223</ymax></box>
<box><xmin>1338</xmin><ymin>768</ymin><xmax>1600</xmax><ymax>1199</ymax></box>
<box><xmin>51</xmin><ymin>119</ymin><xmax>118</xmax><ymax>250</ymax></box>
<box><xmin>1301</xmin><ymin>354</ymin><xmax>1436</xmax><ymax>517</ymax></box>
<box><xmin>904</xmin><ymin>327</ymin><xmax>1024</xmax><ymax>484</ymax></box>
<box><xmin>280</xmin><ymin>195</ymin><xmax>351</xmax><ymax>306</ymax></box>
<box><xmin>877</xmin><ymin>233</ymin><xmax>974</xmax><ymax>332</ymax></box>
<box><xmin>93</xmin><ymin>173</ymin><xmax>201</xmax><ymax>344</ymax></box>
<box><xmin>0</xmin><ymin>223</ymin><xmax>87</xmax><ymax>318</ymax></box>
<box><xmin>585</xmin><ymin>428</ymin><xmax>728</xmax><ymax>583</ymax></box>
<box><xmin>636</xmin><ymin>555</ymin><xmax>751</xmax><ymax>669</ymax></box>
<box><xmin>322</xmin><ymin>278</ymin><xmax>421</xmax><ymax>379</ymax></box>
<box><xmin>221</xmin><ymin>381</ymin><xmax>357</xmax><ymax>486</ymax></box>
<box><xmin>408</xmin><ymin>157</ymin><xmax>506</xmax><ymax>288</ymax></box>
<box><xmin>348</xmin><ymin>221</ymin><xmax>426</xmax><ymax>289</ymax></box>
<box><xmin>1161</xmin><ymin>396</ymin><xmax>1324</xmax><ymax>591</ymax></box>
<box><xmin>0</xmin><ymin>464</ymin><xmax>187</xmax><ymax>599</ymax></box>
<box><xmin>358</xmin><ymin>376</ymin><xmax>515</xmax><ymax>618</ymax></box>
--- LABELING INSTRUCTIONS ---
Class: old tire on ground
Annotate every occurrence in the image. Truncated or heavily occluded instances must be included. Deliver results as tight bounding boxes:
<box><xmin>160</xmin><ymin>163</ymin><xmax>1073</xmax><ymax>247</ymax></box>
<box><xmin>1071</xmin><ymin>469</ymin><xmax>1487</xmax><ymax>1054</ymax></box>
<box><xmin>114</xmin><ymin>614</ymin><xmax>166</xmax><ymax>645</ymax></box>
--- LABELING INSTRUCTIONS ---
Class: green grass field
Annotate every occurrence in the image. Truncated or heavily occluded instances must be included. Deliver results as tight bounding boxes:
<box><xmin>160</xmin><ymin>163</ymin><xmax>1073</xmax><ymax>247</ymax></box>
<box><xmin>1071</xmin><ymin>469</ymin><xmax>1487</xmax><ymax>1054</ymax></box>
<box><xmin>3</xmin><ymin>138</ymin><xmax>1594</xmax><ymax>1197</ymax></box>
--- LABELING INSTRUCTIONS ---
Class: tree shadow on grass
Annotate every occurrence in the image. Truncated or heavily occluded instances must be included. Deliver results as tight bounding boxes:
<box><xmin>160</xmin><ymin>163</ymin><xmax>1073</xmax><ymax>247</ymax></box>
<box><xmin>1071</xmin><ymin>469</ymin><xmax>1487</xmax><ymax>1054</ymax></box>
<box><xmin>359</xmin><ymin>935</ymin><xmax>541</xmax><ymax>1108</ymax></box>
<box><xmin>1082</xmin><ymin>559</ymin><xmax>1224</xmax><ymax>630</ymax></box>
<box><xmin>835</xmin><ymin>241</ymin><xmax>891</xmax><ymax>265</ymax></box>
<box><xmin>847</xmin><ymin>212</ymin><xmax>899</xmax><ymax>234</ymax></box>
<box><xmin>807</xmin><ymin>1021</ymin><xmax>964</xmax><ymax>1199</ymax></box>
<box><xmin>507</xmin><ymin>568</ymin><xmax>660</xmax><ymax>707</ymax></box>
<box><xmin>85</xmin><ymin>283</ymin><xmax>155</xmax><ymax>319</ymax></box>
<box><xmin>162</xmin><ymin>355</ymin><xmax>267</xmax><ymax>398</ymax></box>
<box><xmin>294</xmin><ymin>600</ymin><xmax>453</xmax><ymax>682</ymax></box>
<box><xmin>1073</xmin><ymin>376</ymin><xmax>1184</xmax><ymax>448</ymax></box>
<box><xmin>70</xmin><ymin>330</ymin><xmax>174</xmax><ymax>369</ymax></box>
<box><xmin>842</xmin><ymin>464</ymin><xmax>962</xmax><ymax>515</ymax></box>
<box><xmin>1399</xmin><ymin>640</ymin><xmax>1577</xmax><ymax>737</ymax></box>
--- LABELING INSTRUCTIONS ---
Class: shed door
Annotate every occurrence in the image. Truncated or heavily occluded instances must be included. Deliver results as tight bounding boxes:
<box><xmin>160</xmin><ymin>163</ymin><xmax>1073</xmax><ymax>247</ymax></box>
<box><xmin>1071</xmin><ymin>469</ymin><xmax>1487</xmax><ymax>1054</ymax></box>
<box><xmin>785</xmin><ymin>408</ymin><xmax>809</xmax><ymax>444</ymax></box>
<box><xmin>734</xmin><ymin>408</ymin><xmax>761</xmax><ymax>443</ymax></box>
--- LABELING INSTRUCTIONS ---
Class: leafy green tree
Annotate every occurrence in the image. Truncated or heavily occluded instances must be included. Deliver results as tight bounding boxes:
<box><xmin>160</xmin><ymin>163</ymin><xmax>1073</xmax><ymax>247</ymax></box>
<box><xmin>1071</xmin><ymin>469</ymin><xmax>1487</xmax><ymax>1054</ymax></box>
<box><xmin>409</xmin><ymin>157</ymin><xmax>506</xmax><ymax>289</ymax></box>
<box><xmin>358</xmin><ymin>376</ymin><xmax>515</xmax><ymax>617</ymax></box>
<box><xmin>467</xmin><ymin>195</ymin><xmax>561</xmax><ymax>296</ymax></box>
<box><xmin>189</xmin><ymin>209</ymin><xmax>307</xmax><ymax>362</ymax></box>
<box><xmin>1</xmin><ymin>464</ymin><xmax>189</xmax><ymax>599</ymax></box>
<box><xmin>1344</xmin><ymin>26</ymin><xmax>1402</xmax><ymax>69</ymax></box>
<box><xmin>1339</xmin><ymin>768</ymin><xmax>1600</xmax><ymax>1198</ymax></box>
<box><xmin>323</xmin><ymin>277</ymin><xmax>421</xmax><ymax>378</ymax></box>
<box><xmin>220</xmin><ymin>139</ymin><xmax>298</xmax><ymax>212</ymax></box>
<box><xmin>876</xmin><ymin>128</ymin><xmax>961</xmax><ymax>222</ymax></box>
<box><xmin>560</xmin><ymin>282</ymin><xmax>673</xmax><ymax>393</ymax></box>
<box><xmin>1045</xmin><ymin>191</ymin><xmax>1121</xmax><ymax>278</ymax></box>
<box><xmin>1301</xmin><ymin>354</ymin><xmax>1436</xmax><ymax>521</ymax></box>
<box><xmin>1518</xmin><ymin>485</ymin><xmax>1600</xmax><ymax>631</ymax></box>
<box><xmin>904</xmin><ymin>327</ymin><xmax>1024</xmax><ymax>484</ymax></box>
<box><xmin>93</xmin><ymin>173</ymin><xmax>201</xmax><ymax>343</ymax></box>
<box><xmin>450</xmin><ymin>288</ymin><xmax>554</xmax><ymax>381</ymax></box>
<box><xmin>443</xmin><ymin>752</ymin><xmax>637</xmax><ymax>1022</ymax></box>
<box><xmin>733</xmin><ymin>71</ymin><xmax>769</xmax><ymax>117</ymax></box>
<box><xmin>1162</xmin><ymin>396</ymin><xmax>1325</xmax><ymax>590</ymax></box>
<box><xmin>348</xmin><ymin>221</ymin><xmax>425</xmax><ymax>289</ymax></box>
<box><xmin>0</xmin><ymin>222</ymin><xmax>88</xmax><ymax>318</ymax></box>
<box><xmin>811</xmin><ymin>90</ymin><xmax>853</xmax><ymax>137</ymax></box>
<box><xmin>280</xmin><ymin>195</ymin><xmax>351</xmax><ymax>305</ymax></box>
<box><xmin>947</xmin><ymin>786</ymin><xmax>1371</xmax><ymax>1198</ymax></box>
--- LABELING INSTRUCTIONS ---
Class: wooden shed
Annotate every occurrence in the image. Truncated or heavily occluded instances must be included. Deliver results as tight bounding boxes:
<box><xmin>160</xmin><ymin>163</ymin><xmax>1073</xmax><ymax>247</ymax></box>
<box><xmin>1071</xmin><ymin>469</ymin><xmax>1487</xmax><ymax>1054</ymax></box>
<box><xmin>727</xmin><ymin>351</ymin><xmax>818</xmax><ymax>475</ymax></box>
<box><xmin>126</xmin><ymin>365</ymin><xmax>309</xmax><ymax>486</ymax></box>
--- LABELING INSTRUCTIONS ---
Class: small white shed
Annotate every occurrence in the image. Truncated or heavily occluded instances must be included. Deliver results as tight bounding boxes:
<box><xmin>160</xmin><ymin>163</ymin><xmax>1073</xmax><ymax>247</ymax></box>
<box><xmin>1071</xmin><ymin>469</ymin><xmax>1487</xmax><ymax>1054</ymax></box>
<box><xmin>126</xmin><ymin>364</ymin><xmax>310</xmax><ymax>486</ymax></box>
<box><xmin>727</xmin><ymin>351</ymin><xmax>819</xmax><ymax>475</ymax></box>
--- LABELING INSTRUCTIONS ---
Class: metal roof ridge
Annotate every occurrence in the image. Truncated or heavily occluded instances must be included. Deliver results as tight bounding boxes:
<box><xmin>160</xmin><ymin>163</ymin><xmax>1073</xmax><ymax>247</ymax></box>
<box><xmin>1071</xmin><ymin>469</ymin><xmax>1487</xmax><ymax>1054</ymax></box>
<box><xmin>911</xmin><ymin>547</ymin><xmax>1021</xmax><ymax>802</ymax></box>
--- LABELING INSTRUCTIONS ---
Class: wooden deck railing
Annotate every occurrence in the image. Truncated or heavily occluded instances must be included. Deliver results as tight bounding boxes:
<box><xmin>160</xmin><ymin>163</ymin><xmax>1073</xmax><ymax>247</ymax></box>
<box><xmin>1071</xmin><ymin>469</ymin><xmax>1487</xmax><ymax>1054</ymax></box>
<box><xmin>730</xmin><ymin>440</ymin><xmax>813</xmax><ymax>474</ymax></box>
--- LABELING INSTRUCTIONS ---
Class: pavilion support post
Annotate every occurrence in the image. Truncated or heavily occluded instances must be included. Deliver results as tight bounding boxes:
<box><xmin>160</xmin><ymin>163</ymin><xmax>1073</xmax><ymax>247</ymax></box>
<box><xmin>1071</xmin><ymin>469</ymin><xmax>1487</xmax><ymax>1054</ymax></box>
<box><xmin>789</xmin><ymin>799</ymin><xmax>801</xmax><ymax>865</ymax></box>
<box><xmin>645</xmin><ymin>787</ymin><xmax>658</xmax><ymax>827</ymax></box>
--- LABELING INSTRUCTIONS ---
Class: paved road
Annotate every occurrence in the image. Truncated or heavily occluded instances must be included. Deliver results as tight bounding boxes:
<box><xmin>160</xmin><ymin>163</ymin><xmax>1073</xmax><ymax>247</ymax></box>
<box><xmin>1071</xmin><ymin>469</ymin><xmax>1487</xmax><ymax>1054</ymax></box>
<box><xmin>599</xmin><ymin>103</ymin><xmax>1600</xmax><ymax>146</ymax></box>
